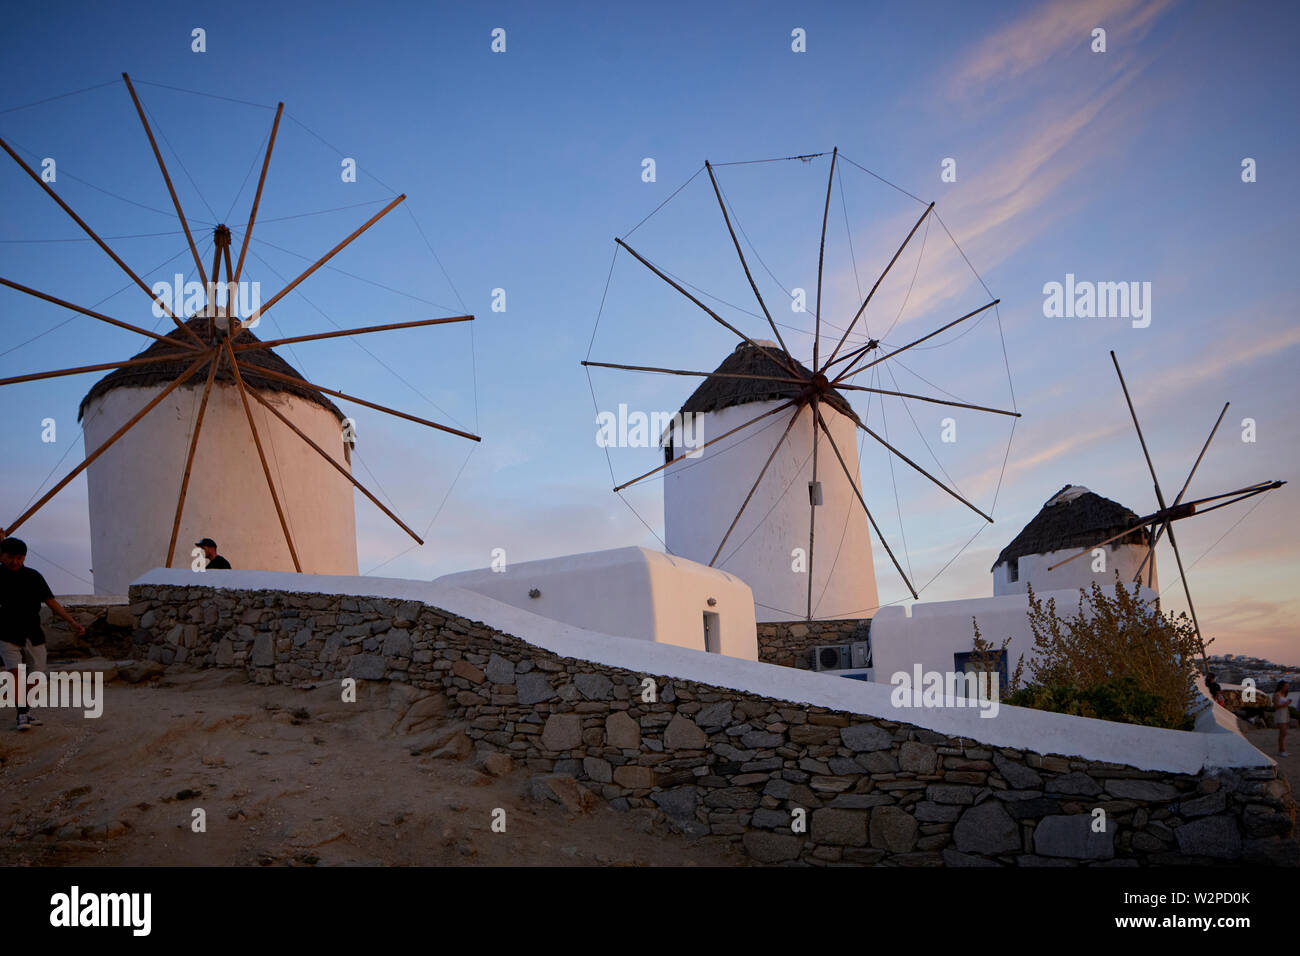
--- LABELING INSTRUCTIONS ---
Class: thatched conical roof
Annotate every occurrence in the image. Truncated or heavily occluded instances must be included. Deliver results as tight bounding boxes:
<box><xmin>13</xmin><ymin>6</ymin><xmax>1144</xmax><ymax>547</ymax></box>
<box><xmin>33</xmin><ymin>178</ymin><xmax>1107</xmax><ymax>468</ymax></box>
<box><xmin>79</xmin><ymin>317</ymin><xmax>345</xmax><ymax>423</ymax></box>
<box><xmin>992</xmin><ymin>484</ymin><xmax>1149</xmax><ymax>570</ymax></box>
<box><xmin>676</xmin><ymin>341</ymin><xmax>861</xmax><ymax>426</ymax></box>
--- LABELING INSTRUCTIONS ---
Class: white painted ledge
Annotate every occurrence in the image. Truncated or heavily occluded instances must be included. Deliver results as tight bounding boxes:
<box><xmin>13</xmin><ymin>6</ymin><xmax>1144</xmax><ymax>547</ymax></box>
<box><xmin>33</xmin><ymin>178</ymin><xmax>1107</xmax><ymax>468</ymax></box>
<box><xmin>131</xmin><ymin>567</ymin><xmax>1272</xmax><ymax>774</ymax></box>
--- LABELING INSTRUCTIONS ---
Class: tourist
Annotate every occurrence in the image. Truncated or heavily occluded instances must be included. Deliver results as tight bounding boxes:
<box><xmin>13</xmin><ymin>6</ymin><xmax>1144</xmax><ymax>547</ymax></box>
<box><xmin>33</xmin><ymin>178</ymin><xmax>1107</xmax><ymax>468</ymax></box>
<box><xmin>1206</xmin><ymin>671</ymin><xmax>1222</xmax><ymax>701</ymax></box>
<box><xmin>0</xmin><ymin>537</ymin><xmax>86</xmax><ymax>730</ymax></box>
<box><xmin>1275</xmin><ymin>680</ymin><xmax>1291</xmax><ymax>757</ymax></box>
<box><xmin>195</xmin><ymin>537</ymin><xmax>232</xmax><ymax>570</ymax></box>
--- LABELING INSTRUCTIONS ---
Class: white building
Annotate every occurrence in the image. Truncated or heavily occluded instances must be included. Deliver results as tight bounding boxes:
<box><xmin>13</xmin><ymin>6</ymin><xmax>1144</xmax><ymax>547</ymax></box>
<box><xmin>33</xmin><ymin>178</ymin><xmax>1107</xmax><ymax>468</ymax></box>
<box><xmin>436</xmin><ymin>546</ymin><xmax>758</xmax><ymax>659</ymax></box>
<box><xmin>662</xmin><ymin>341</ymin><xmax>879</xmax><ymax>622</ymax></box>
<box><xmin>991</xmin><ymin>485</ymin><xmax>1156</xmax><ymax>596</ymax></box>
<box><xmin>80</xmin><ymin>317</ymin><xmax>359</xmax><ymax>595</ymax></box>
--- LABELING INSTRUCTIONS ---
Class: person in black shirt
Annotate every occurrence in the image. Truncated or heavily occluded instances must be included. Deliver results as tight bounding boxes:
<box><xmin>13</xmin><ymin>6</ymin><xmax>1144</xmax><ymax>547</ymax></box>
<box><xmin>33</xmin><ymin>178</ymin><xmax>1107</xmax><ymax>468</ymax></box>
<box><xmin>195</xmin><ymin>537</ymin><xmax>232</xmax><ymax>571</ymax></box>
<box><xmin>0</xmin><ymin>537</ymin><xmax>85</xmax><ymax>730</ymax></box>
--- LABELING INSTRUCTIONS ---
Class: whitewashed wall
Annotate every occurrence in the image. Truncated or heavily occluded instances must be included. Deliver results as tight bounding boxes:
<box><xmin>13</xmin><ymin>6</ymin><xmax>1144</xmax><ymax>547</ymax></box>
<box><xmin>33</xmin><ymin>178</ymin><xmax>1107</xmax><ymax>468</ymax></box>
<box><xmin>436</xmin><ymin>546</ymin><xmax>758</xmax><ymax>660</ymax></box>
<box><xmin>993</xmin><ymin>543</ymin><xmax>1156</xmax><ymax>596</ymax></box>
<box><xmin>83</xmin><ymin>382</ymin><xmax>358</xmax><ymax>594</ymax></box>
<box><xmin>664</xmin><ymin>400</ymin><xmax>879</xmax><ymax>623</ymax></box>
<box><xmin>871</xmin><ymin>585</ymin><xmax>1162</xmax><ymax>685</ymax></box>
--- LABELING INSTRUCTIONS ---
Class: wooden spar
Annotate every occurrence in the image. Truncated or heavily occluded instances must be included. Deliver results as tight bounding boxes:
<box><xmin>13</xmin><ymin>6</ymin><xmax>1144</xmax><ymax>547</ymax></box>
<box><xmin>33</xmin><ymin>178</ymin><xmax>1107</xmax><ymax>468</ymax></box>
<box><xmin>0</xmin><ymin>277</ymin><xmax>200</xmax><ymax>350</ymax></box>
<box><xmin>833</xmin><ymin>298</ymin><xmax>998</xmax><ymax>384</ymax></box>
<box><xmin>814</xmin><ymin>406</ymin><xmax>917</xmax><ymax>599</ymax></box>
<box><xmin>0</xmin><ymin>135</ymin><xmax>204</xmax><ymax>348</ymax></box>
<box><xmin>813</xmin><ymin>148</ymin><xmax>837</xmax><ymax>371</ymax></box>
<box><xmin>166</xmin><ymin>347</ymin><xmax>222</xmax><ymax>566</ymax></box>
<box><xmin>613</xmin><ymin>400</ymin><xmax>798</xmax><ymax>492</ymax></box>
<box><xmin>223</xmin><ymin>339</ymin><xmax>302</xmax><ymax>572</ymax></box>
<box><xmin>1163</xmin><ymin>519</ymin><xmax>1209</xmax><ymax>666</ymax></box>
<box><xmin>709</xmin><ymin>406</ymin><xmax>803</xmax><ymax>567</ymax></box>
<box><xmin>0</xmin><ymin>351</ymin><xmax>201</xmax><ymax>389</ymax></box>
<box><xmin>222</xmin><ymin>241</ymin><xmax>235</xmax><ymax>322</ymax></box>
<box><xmin>614</xmin><ymin>238</ymin><xmax>807</xmax><ymax>382</ymax></box>
<box><xmin>244</xmin><ymin>384</ymin><xmax>424</xmax><ymax>545</ymax></box>
<box><xmin>234</xmin><ymin>102</ymin><xmax>284</xmax><ymax>284</ymax></box>
<box><xmin>1138</xmin><ymin>401</ymin><xmax>1229</xmax><ymax>578</ymax></box>
<box><xmin>858</xmin><ymin>419</ymin><xmax>993</xmax><ymax>522</ymax></box>
<box><xmin>581</xmin><ymin>360</ymin><xmax>806</xmax><ymax>386</ymax></box>
<box><xmin>234</xmin><ymin>316</ymin><xmax>475</xmax><ymax>352</ymax></box>
<box><xmin>237</xmin><ymin>194</ymin><xmax>407</xmax><ymax>333</ymax></box>
<box><xmin>806</xmin><ymin>396</ymin><xmax>821</xmax><ymax>620</ymax></box>
<box><xmin>704</xmin><ymin>161</ymin><xmax>793</xmax><ymax>358</ymax></box>
<box><xmin>4</xmin><ymin>352</ymin><xmax>212</xmax><ymax>535</ymax></box>
<box><xmin>122</xmin><ymin>73</ymin><xmax>208</xmax><ymax>290</ymax></box>
<box><xmin>233</xmin><ymin>360</ymin><xmax>482</xmax><ymax>442</ymax></box>
<box><xmin>1111</xmin><ymin>350</ymin><xmax>1171</xmax><ymax>511</ymax></box>
<box><xmin>833</xmin><ymin>381</ymin><xmax>1021</xmax><ymax>417</ymax></box>
<box><xmin>824</xmin><ymin>201</ymin><xmax>934</xmax><ymax>370</ymax></box>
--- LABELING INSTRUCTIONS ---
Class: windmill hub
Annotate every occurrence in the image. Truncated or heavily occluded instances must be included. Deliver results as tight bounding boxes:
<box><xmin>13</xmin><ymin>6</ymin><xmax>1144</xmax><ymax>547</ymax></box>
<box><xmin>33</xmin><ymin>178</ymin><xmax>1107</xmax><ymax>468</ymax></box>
<box><xmin>213</xmin><ymin>224</ymin><xmax>232</xmax><ymax>248</ymax></box>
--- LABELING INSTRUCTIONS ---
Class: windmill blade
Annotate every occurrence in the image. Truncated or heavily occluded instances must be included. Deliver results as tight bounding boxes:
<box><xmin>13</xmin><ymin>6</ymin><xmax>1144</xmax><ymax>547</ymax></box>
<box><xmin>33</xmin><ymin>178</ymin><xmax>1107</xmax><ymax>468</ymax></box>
<box><xmin>235</xmin><ymin>361</ymin><xmax>481</xmax><ymax>442</ymax></box>
<box><xmin>813</xmin><ymin>148</ymin><xmax>837</xmax><ymax>371</ymax></box>
<box><xmin>710</xmin><ymin>406</ymin><xmax>803</xmax><ymax>566</ymax></box>
<box><xmin>235</xmin><ymin>315</ymin><xmax>475</xmax><ymax>352</ymax></box>
<box><xmin>1143</xmin><ymin>401</ymin><xmax>1230</xmax><ymax>562</ymax></box>
<box><xmin>234</xmin><ymin>102</ymin><xmax>284</xmax><ymax>284</ymax></box>
<box><xmin>833</xmin><ymin>381</ymin><xmax>1020</xmax><ymax>418</ymax></box>
<box><xmin>704</xmin><ymin>161</ymin><xmax>794</xmax><ymax>359</ymax></box>
<box><xmin>832</xmin><ymin>298</ymin><xmax>999</xmax><ymax>384</ymax></box>
<box><xmin>237</xmin><ymin>193</ymin><xmax>407</xmax><ymax>333</ymax></box>
<box><xmin>0</xmin><ymin>135</ymin><xmax>203</xmax><ymax>347</ymax></box>
<box><xmin>1162</xmin><ymin>519</ymin><xmax>1209</xmax><ymax>666</ymax></box>
<box><xmin>857</xmin><ymin>420</ymin><xmax>992</xmax><ymax>522</ymax></box>
<box><xmin>4</xmin><ymin>350</ymin><xmax>214</xmax><ymax>536</ymax></box>
<box><xmin>1111</xmin><ymin>351</ymin><xmax>1170</xmax><ymax>514</ymax></box>
<box><xmin>613</xmin><ymin>399</ymin><xmax>797</xmax><ymax>492</ymax></box>
<box><xmin>244</xmin><ymin>380</ymin><xmax>425</xmax><ymax>545</ymax></box>
<box><xmin>824</xmin><ymin>201</ymin><xmax>935</xmax><ymax>370</ymax></box>
<box><xmin>166</xmin><ymin>349</ymin><xmax>223</xmax><ymax>566</ymax></box>
<box><xmin>0</xmin><ymin>276</ymin><xmax>201</xmax><ymax>351</ymax></box>
<box><xmin>806</xmin><ymin>397</ymin><xmax>821</xmax><ymax>620</ymax></box>
<box><xmin>0</xmin><ymin>351</ymin><xmax>200</xmax><ymax>389</ymax></box>
<box><xmin>614</xmin><ymin>238</ymin><xmax>807</xmax><ymax>381</ymax></box>
<box><xmin>814</xmin><ymin>406</ymin><xmax>917</xmax><ymax>599</ymax></box>
<box><xmin>223</xmin><ymin>340</ymin><xmax>302</xmax><ymax>572</ymax></box>
<box><xmin>581</xmin><ymin>360</ymin><xmax>806</xmax><ymax>386</ymax></box>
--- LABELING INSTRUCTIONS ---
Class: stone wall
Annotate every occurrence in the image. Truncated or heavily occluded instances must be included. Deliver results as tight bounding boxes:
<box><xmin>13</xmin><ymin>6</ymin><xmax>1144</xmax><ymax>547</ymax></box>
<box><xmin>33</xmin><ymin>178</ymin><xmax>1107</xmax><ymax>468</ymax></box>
<box><xmin>757</xmin><ymin>618</ymin><xmax>869</xmax><ymax>670</ymax></box>
<box><xmin>126</xmin><ymin>582</ymin><xmax>1297</xmax><ymax>867</ymax></box>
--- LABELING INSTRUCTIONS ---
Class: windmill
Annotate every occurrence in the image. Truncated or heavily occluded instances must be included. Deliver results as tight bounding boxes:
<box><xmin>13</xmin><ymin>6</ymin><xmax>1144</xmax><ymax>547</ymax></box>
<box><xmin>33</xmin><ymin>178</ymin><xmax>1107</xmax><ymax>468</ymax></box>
<box><xmin>1045</xmin><ymin>351</ymin><xmax>1285</xmax><ymax>663</ymax></box>
<box><xmin>584</xmin><ymin>147</ymin><xmax>1020</xmax><ymax>621</ymax></box>
<box><xmin>0</xmin><ymin>73</ymin><xmax>479</xmax><ymax>586</ymax></box>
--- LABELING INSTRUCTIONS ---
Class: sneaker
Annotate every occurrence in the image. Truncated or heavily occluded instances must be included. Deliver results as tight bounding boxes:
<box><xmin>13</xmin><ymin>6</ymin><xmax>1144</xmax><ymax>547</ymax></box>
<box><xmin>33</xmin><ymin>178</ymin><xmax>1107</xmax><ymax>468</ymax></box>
<box><xmin>1280</xmin><ymin>751</ymin><xmax>1289</xmax><ymax>757</ymax></box>
<box><xmin>15</xmin><ymin>715</ymin><xmax>30</xmax><ymax>731</ymax></box>
<box><xmin>24</xmin><ymin>713</ymin><xmax>41</xmax><ymax>726</ymax></box>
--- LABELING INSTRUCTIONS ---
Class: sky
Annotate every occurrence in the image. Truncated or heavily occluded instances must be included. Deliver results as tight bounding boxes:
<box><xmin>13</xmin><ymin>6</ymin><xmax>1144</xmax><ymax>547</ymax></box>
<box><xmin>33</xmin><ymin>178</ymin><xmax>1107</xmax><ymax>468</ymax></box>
<box><xmin>0</xmin><ymin>0</ymin><xmax>1296</xmax><ymax>662</ymax></box>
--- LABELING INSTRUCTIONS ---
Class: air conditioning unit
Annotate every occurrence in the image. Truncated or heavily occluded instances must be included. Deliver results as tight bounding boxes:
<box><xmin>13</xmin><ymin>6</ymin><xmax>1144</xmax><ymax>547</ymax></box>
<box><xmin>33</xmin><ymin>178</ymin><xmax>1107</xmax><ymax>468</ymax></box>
<box><xmin>811</xmin><ymin>644</ymin><xmax>852</xmax><ymax>671</ymax></box>
<box><xmin>851</xmin><ymin>640</ymin><xmax>871</xmax><ymax>669</ymax></box>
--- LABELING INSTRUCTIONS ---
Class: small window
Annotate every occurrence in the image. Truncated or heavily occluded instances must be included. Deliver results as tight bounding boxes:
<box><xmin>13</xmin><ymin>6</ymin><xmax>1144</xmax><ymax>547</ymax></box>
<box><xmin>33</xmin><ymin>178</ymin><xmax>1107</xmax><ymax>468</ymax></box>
<box><xmin>954</xmin><ymin>650</ymin><xmax>1008</xmax><ymax>699</ymax></box>
<box><xmin>703</xmin><ymin>611</ymin><xmax>720</xmax><ymax>653</ymax></box>
<box><xmin>1006</xmin><ymin>559</ymin><xmax>1018</xmax><ymax>583</ymax></box>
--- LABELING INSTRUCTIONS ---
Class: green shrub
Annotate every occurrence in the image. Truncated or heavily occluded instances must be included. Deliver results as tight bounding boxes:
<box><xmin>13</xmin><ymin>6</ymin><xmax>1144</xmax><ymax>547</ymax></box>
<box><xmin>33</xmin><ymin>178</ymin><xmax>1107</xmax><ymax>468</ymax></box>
<box><xmin>976</xmin><ymin>577</ymin><xmax>1202</xmax><ymax>731</ymax></box>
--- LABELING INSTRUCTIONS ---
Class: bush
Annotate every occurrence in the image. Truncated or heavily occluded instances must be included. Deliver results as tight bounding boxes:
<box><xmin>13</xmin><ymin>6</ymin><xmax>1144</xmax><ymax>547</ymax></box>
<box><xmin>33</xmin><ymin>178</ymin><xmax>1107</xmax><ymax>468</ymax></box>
<box><xmin>984</xmin><ymin>577</ymin><xmax>1202</xmax><ymax>731</ymax></box>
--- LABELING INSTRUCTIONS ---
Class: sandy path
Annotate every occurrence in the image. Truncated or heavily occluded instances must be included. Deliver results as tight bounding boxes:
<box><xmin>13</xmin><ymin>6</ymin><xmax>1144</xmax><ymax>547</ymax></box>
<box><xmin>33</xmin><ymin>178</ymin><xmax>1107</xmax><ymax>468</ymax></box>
<box><xmin>0</xmin><ymin>663</ymin><xmax>746</xmax><ymax>867</ymax></box>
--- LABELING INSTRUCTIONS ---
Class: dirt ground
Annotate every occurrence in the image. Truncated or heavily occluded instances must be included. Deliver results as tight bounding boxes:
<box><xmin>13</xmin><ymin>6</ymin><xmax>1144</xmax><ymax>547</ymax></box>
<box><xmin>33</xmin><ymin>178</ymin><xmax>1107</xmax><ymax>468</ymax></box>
<box><xmin>0</xmin><ymin>662</ymin><xmax>748</xmax><ymax>867</ymax></box>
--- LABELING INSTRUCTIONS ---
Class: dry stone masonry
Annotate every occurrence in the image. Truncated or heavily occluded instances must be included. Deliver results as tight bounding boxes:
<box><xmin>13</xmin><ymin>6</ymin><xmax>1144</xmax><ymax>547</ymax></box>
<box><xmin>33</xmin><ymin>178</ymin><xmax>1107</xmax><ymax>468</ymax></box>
<box><xmin>757</xmin><ymin>618</ymin><xmax>869</xmax><ymax>670</ymax></box>
<box><xmin>127</xmin><ymin>583</ymin><xmax>1298</xmax><ymax>867</ymax></box>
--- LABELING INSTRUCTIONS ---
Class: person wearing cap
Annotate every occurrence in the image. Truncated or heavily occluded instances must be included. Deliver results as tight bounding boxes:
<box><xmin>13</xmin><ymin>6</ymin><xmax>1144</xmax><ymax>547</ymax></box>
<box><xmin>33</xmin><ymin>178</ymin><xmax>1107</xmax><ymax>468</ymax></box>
<box><xmin>196</xmin><ymin>537</ymin><xmax>231</xmax><ymax>571</ymax></box>
<box><xmin>0</xmin><ymin>536</ymin><xmax>85</xmax><ymax>731</ymax></box>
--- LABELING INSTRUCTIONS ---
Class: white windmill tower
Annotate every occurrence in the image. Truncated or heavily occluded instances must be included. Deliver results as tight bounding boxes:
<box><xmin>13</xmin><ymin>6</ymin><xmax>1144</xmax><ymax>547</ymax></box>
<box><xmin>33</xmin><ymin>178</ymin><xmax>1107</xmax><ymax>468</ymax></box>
<box><xmin>662</xmin><ymin>340</ymin><xmax>879</xmax><ymax>621</ymax></box>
